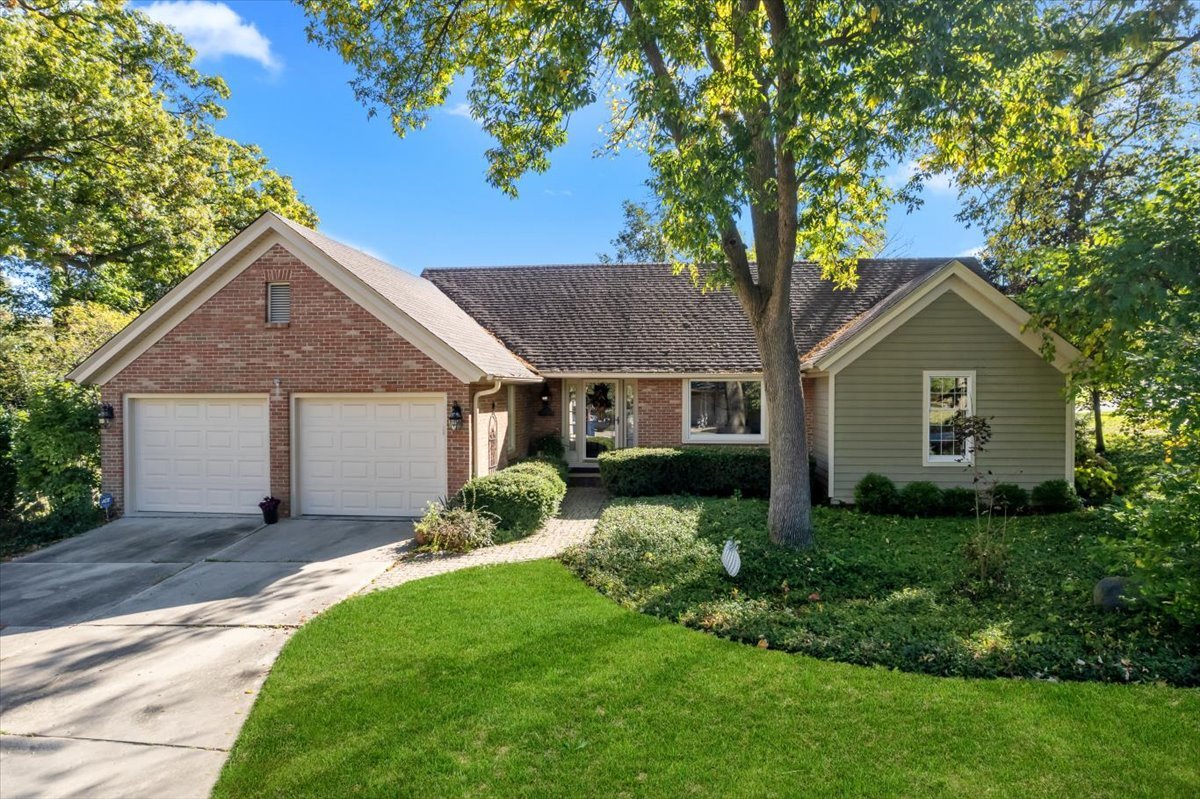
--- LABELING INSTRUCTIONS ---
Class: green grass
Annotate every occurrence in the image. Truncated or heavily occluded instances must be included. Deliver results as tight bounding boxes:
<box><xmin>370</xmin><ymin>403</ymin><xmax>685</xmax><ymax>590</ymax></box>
<box><xmin>215</xmin><ymin>561</ymin><xmax>1200</xmax><ymax>799</ymax></box>
<box><xmin>565</xmin><ymin>499</ymin><xmax>1198</xmax><ymax>684</ymax></box>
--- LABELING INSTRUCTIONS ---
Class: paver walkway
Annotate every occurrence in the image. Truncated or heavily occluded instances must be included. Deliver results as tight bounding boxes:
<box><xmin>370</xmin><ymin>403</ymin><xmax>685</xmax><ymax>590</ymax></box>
<box><xmin>369</xmin><ymin>487</ymin><xmax>607</xmax><ymax>591</ymax></box>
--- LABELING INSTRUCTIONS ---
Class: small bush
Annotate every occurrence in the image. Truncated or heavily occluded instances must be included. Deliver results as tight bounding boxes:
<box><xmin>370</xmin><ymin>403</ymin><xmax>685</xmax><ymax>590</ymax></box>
<box><xmin>941</xmin><ymin>487</ymin><xmax>978</xmax><ymax>517</ymax></box>
<box><xmin>529</xmin><ymin>433</ymin><xmax>565</xmax><ymax>460</ymax></box>
<box><xmin>414</xmin><ymin>504</ymin><xmax>497</xmax><ymax>553</ymax></box>
<box><xmin>454</xmin><ymin>462</ymin><xmax>567</xmax><ymax>542</ymax></box>
<box><xmin>854</xmin><ymin>473</ymin><xmax>899</xmax><ymax>515</ymax></box>
<box><xmin>898</xmin><ymin>481</ymin><xmax>943</xmax><ymax>517</ymax></box>
<box><xmin>1075</xmin><ymin>453</ymin><xmax>1118</xmax><ymax>506</ymax></box>
<box><xmin>1031</xmin><ymin>479</ymin><xmax>1081</xmax><ymax>513</ymax></box>
<box><xmin>988</xmin><ymin>483</ymin><xmax>1029</xmax><ymax>514</ymax></box>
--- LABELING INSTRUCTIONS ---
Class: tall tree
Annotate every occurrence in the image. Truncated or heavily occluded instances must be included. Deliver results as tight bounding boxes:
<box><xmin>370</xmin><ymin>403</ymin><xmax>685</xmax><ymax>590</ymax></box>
<box><xmin>0</xmin><ymin>0</ymin><xmax>317</xmax><ymax>317</ymax></box>
<box><xmin>303</xmin><ymin>0</ymin><xmax>1034</xmax><ymax>547</ymax></box>
<box><xmin>599</xmin><ymin>199</ymin><xmax>670</xmax><ymax>263</ymax></box>
<box><xmin>923</xmin><ymin>0</ymin><xmax>1198</xmax><ymax>447</ymax></box>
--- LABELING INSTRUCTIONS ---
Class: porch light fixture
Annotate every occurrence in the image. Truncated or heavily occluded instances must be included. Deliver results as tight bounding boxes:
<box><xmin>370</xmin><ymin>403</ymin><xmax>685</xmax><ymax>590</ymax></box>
<box><xmin>448</xmin><ymin>402</ymin><xmax>464</xmax><ymax>431</ymax></box>
<box><xmin>537</xmin><ymin>383</ymin><xmax>553</xmax><ymax>416</ymax></box>
<box><xmin>97</xmin><ymin>403</ymin><xmax>115</xmax><ymax>428</ymax></box>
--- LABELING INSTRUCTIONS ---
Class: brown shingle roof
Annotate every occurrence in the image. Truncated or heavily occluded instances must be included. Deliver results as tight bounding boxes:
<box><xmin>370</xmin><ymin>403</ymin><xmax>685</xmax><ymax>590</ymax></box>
<box><xmin>423</xmin><ymin>259</ymin><xmax>978</xmax><ymax>374</ymax></box>
<box><xmin>274</xmin><ymin>215</ymin><xmax>538</xmax><ymax>380</ymax></box>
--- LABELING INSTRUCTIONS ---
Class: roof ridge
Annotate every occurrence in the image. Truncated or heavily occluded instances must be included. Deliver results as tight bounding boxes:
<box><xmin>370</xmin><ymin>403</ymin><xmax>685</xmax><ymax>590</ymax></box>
<box><xmin>421</xmin><ymin>257</ymin><xmax>970</xmax><ymax>275</ymax></box>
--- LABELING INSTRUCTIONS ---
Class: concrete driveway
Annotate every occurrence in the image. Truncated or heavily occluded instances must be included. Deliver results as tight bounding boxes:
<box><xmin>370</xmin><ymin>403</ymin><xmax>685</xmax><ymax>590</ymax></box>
<box><xmin>0</xmin><ymin>515</ymin><xmax>413</xmax><ymax>799</ymax></box>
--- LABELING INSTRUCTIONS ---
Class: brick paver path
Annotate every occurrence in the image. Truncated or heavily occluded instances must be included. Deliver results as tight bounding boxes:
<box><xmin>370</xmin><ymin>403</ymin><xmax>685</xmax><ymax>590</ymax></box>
<box><xmin>368</xmin><ymin>487</ymin><xmax>607</xmax><ymax>591</ymax></box>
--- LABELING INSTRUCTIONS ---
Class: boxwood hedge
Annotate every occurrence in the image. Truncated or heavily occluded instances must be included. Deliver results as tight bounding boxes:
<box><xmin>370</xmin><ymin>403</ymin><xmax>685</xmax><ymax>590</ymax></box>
<box><xmin>454</xmin><ymin>459</ymin><xmax>567</xmax><ymax>542</ymax></box>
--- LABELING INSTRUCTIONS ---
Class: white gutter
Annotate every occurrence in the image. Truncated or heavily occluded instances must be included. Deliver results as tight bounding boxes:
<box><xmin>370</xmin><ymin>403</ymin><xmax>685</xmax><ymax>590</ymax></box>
<box><xmin>471</xmin><ymin>380</ymin><xmax>504</xmax><ymax>478</ymax></box>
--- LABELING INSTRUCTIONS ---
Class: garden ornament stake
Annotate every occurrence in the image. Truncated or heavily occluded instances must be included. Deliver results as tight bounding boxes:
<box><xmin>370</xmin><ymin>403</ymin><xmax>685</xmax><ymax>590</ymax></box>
<box><xmin>722</xmin><ymin>539</ymin><xmax>741</xmax><ymax>577</ymax></box>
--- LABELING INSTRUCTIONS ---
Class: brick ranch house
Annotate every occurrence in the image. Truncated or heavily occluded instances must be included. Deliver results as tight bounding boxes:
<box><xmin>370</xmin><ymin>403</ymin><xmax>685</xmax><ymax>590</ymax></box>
<box><xmin>68</xmin><ymin>212</ymin><xmax>1079</xmax><ymax>517</ymax></box>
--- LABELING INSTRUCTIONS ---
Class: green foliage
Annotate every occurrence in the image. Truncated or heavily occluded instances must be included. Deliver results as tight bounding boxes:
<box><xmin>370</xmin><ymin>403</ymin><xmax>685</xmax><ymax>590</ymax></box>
<box><xmin>414</xmin><ymin>504</ymin><xmax>497</xmax><ymax>554</ymax></box>
<box><xmin>1110</xmin><ymin>464</ymin><xmax>1200</xmax><ymax>627</ymax></box>
<box><xmin>1032</xmin><ymin>479</ymin><xmax>1082</xmax><ymax>513</ymax></box>
<box><xmin>598</xmin><ymin>447</ymin><xmax>770</xmax><ymax>498</ymax></box>
<box><xmin>454</xmin><ymin>462</ymin><xmax>566</xmax><ymax>542</ymax></box>
<box><xmin>854</xmin><ymin>473</ymin><xmax>899</xmax><ymax>515</ymax></box>
<box><xmin>1076</xmin><ymin>453</ymin><xmax>1118</xmax><ymax>506</ymax></box>
<box><xmin>0</xmin><ymin>0</ymin><xmax>315</xmax><ymax>316</ymax></box>
<box><xmin>928</xmin><ymin>1</ymin><xmax>1198</xmax><ymax>441</ymax></box>
<box><xmin>898</xmin><ymin>481</ymin><xmax>944</xmax><ymax>517</ymax></box>
<box><xmin>598</xmin><ymin>199</ymin><xmax>669</xmax><ymax>263</ymax></box>
<box><xmin>11</xmin><ymin>381</ymin><xmax>102</xmax><ymax>528</ymax></box>
<box><xmin>989</xmin><ymin>483</ymin><xmax>1030</xmax><ymax>514</ymax></box>
<box><xmin>940</xmin><ymin>487</ymin><xmax>978</xmax><ymax>517</ymax></box>
<box><xmin>566</xmin><ymin>497</ymin><xmax>1199</xmax><ymax>684</ymax></box>
<box><xmin>0</xmin><ymin>407</ymin><xmax>17</xmax><ymax>517</ymax></box>
<box><xmin>529</xmin><ymin>433</ymin><xmax>565</xmax><ymax>461</ymax></box>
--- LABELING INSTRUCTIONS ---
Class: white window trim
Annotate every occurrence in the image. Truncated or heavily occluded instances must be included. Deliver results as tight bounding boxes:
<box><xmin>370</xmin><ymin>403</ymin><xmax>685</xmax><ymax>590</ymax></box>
<box><xmin>681</xmin><ymin>377</ymin><xmax>768</xmax><ymax>444</ymax></box>
<box><xmin>266</xmin><ymin>282</ymin><xmax>291</xmax><ymax>323</ymax></box>
<box><xmin>922</xmin><ymin>370</ymin><xmax>976</xmax><ymax>466</ymax></box>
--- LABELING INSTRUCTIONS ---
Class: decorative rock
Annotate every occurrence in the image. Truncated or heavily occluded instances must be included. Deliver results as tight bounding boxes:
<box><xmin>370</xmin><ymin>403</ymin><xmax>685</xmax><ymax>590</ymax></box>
<box><xmin>1093</xmin><ymin>576</ymin><xmax>1135</xmax><ymax>610</ymax></box>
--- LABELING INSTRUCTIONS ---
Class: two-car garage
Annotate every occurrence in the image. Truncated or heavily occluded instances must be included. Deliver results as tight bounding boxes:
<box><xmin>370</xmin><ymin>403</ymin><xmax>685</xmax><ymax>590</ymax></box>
<box><xmin>126</xmin><ymin>394</ymin><xmax>447</xmax><ymax>517</ymax></box>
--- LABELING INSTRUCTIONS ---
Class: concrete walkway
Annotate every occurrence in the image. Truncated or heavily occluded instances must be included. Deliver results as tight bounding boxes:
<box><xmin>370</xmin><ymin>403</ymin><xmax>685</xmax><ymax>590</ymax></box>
<box><xmin>0</xmin><ymin>516</ymin><xmax>412</xmax><ymax>799</ymax></box>
<box><xmin>368</xmin><ymin>487</ymin><xmax>607</xmax><ymax>591</ymax></box>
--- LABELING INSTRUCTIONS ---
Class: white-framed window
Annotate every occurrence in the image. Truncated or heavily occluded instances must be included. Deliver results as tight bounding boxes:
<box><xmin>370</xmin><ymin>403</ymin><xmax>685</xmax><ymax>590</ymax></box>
<box><xmin>683</xmin><ymin>378</ymin><xmax>766</xmax><ymax>443</ymax></box>
<box><xmin>267</xmin><ymin>283</ymin><xmax>292</xmax><ymax>323</ymax></box>
<box><xmin>923</xmin><ymin>370</ymin><xmax>975</xmax><ymax>465</ymax></box>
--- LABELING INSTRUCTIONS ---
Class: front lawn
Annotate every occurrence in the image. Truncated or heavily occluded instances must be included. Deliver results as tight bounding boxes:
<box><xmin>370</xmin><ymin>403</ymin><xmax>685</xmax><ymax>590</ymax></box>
<box><xmin>564</xmin><ymin>499</ymin><xmax>1198</xmax><ymax>684</ymax></box>
<box><xmin>215</xmin><ymin>561</ymin><xmax>1199</xmax><ymax>798</ymax></box>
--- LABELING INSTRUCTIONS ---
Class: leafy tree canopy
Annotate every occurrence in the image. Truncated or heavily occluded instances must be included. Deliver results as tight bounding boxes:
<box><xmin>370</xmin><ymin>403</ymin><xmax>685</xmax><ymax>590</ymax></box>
<box><xmin>599</xmin><ymin>200</ymin><xmax>670</xmax><ymax>263</ymax></box>
<box><xmin>0</xmin><ymin>0</ymin><xmax>317</xmax><ymax>316</ymax></box>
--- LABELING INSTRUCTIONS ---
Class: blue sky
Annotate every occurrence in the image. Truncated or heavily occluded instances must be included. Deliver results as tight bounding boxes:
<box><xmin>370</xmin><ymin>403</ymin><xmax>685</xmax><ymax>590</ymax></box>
<box><xmin>141</xmin><ymin>1</ymin><xmax>983</xmax><ymax>273</ymax></box>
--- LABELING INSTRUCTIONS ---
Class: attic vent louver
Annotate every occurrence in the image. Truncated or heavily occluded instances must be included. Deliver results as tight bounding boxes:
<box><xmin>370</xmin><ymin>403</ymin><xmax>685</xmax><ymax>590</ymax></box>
<box><xmin>267</xmin><ymin>283</ymin><xmax>291</xmax><ymax>323</ymax></box>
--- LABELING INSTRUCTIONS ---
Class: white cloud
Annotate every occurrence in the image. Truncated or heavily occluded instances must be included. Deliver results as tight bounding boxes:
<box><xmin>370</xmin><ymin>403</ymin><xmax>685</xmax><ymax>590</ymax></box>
<box><xmin>958</xmin><ymin>245</ymin><xmax>985</xmax><ymax>259</ymax></box>
<box><xmin>543</xmin><ymin>189</ymin><xmax>573</xmax><ymax>197</ymax></box>
<box><xmin>445</xmin><ymin>102</ymin><xmax>475</xmax><ymax>119</ymax></box>
<box><xmin>143</xmin><ymin>1</ymin><xmax>279</xmax><ymax>72</ymax></box>
<box><xmin>888</xmin><ymin>160</ymin><xmax>955</xmax><ymax>195</ymax></box>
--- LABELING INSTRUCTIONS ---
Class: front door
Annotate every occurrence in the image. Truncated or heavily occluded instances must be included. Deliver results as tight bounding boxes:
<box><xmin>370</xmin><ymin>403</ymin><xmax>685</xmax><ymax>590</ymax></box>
<box><xmin>564</xmin><ymin>379</ymin><xmax>636</xmax><ymax>466</ymax></box>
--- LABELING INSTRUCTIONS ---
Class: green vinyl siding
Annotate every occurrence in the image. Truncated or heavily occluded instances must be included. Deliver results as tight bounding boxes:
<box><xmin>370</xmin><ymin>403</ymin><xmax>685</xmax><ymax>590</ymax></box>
<box><xmin>809</xmin><ymin>375</ymin><xmax>830</xmax><ymax>480</ymax></box>
<box><xmin>832</xmin><ymin>290</ymin><xmax>1070</xmax><ymax>503</ymax></box>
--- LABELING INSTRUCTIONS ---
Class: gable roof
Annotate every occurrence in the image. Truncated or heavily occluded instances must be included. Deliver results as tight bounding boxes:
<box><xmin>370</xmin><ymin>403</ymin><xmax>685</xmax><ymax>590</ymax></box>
<box><xmin>423</xmin><ymin>258</ymin><xmax>980</xmax><ymax>374</ymax></box>
<box><xmin>68</xmin><ymin>213</ymin><xmax>538</xmax><ymax>385</ymax></box>
<box><xmin>802</xmin><ymin>259</ymin><xmax>1081</xmax><ymax>373</ymax></box>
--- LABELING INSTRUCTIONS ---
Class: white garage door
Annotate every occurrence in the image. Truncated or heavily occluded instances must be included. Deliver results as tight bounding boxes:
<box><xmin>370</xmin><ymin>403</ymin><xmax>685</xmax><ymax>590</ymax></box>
<box><xmin>131</xmin><ymin>396</ymin><xmax>269</xmax><ymax>514</ymax></box>
<box><xmin>296</xmin><ymin>395</ymin><xmax>446</xmax><ymax>517</ymax></box>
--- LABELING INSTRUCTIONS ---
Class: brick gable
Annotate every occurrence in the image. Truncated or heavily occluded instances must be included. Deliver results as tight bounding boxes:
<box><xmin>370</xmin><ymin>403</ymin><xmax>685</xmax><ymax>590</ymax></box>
<box><xmin>101</xmin><ymin>244</ymin><xmax>472</xmax><ymax>516</ymax></box>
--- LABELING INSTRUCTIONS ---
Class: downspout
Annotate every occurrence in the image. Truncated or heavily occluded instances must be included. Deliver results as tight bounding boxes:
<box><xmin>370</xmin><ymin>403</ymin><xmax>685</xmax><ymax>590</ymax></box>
<box><xmin>471</xmin><ymin>379</ymin><xmax>504</xmax><ymax>479</ymax></box>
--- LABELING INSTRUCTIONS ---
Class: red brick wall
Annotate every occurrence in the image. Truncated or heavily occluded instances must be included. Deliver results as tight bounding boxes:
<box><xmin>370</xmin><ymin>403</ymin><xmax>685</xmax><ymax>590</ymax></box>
<box><xmin>637</xmin><ymin>378</ymin><xmax>684</xmax><ymax>446</ymax></box>
<box><xmin>101</xmin><ymin>244</ymin><xmax>472</xmax><ymax>516</ymax></box>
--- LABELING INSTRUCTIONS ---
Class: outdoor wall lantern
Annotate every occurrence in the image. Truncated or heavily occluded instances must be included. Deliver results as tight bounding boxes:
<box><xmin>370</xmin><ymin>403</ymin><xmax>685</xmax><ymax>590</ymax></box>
<box><xmin>537</xmin><ymin>383</ymin><xmax>553</xmax><ymax>416</ymax></box>
<box><xmin>448</xmin><ymin>402</ymin><xmax>464</xmax><ymax>431</ymax></box>
<box><xmin>98</xmin><ymin>403</ymin><xmax>115</xmax><ymax>428</ymax></box>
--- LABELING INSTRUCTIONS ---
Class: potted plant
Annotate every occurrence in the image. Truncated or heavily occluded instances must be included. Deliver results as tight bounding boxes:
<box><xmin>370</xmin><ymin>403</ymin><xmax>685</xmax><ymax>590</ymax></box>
<box><xmin>259</xmin><ymin>496</ymin><xmax>281</xmax><ymax>525</ymax></box>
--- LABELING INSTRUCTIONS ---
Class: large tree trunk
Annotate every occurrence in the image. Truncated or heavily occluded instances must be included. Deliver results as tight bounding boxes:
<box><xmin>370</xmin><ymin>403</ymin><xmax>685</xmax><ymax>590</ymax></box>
<box><xmin>1091</xmin><ymin>387</ymin><xmax>1105</xmax><ymax>454</ymax></box>
<box><xmin>754</xmin><ymin>296</ymin><xmax>813</xmax><ymax>549</ymax></box>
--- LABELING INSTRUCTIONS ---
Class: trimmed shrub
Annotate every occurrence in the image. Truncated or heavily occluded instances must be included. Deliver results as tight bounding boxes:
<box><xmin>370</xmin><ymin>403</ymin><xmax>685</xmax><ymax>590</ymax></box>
<box><xmin>854</xmin><ymin>473</ymin><xmax>899</xmax><ymax>515</ymax></box>
<box><xmin>508</xmin><ymin>457</ymin><xmax>568</xmax><ymax>483</ymax></box>
<box><xmin>1031</xmin><ymin>479</ymin><xmax>1081</xmax><ymax>513</ymax></box>
<box><xmin>414</xmin><ymin>504</ymin><xmax>497</xmax><ymax>553</ymax></box>
<box><xmin>454</xmin><ymin>462</ymin><xmax>567</xmax><ymax>542</ymax></box>
<box><xmin>989</xmin><ymin>483</ymin><xmax>1030</xmax><ymax>514</ymax></box>
<box><xmin>941</xmin><ymin>487</ymin><xmax>978</xmax><ymax>517</ymax></box>
<box><xmin>899</xmin><ymin>481</ymin><xmax>944</xmax><ymax>517</ymax></box>
<box><xmin>597</xmin><ymin>447</ymin><xmax>770</xmax><ymax>498</ymax></box>
<box><xmin>529</xmin><ymin>433</ymin><xmax>565</xmax><ymax>460</ymax></box>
